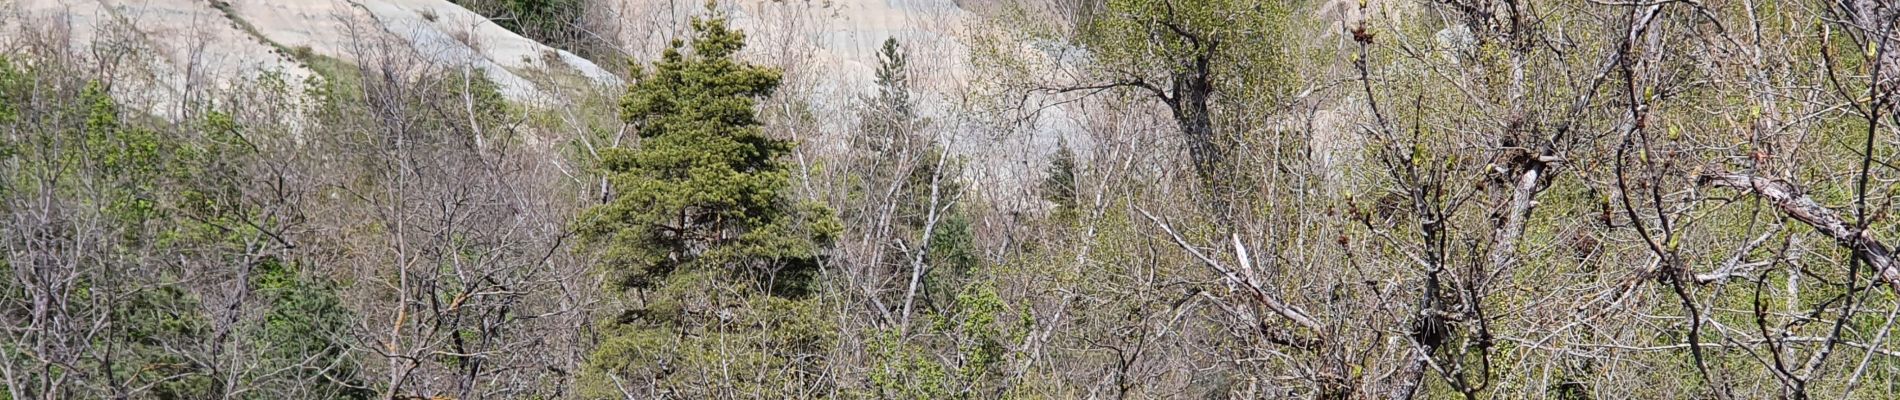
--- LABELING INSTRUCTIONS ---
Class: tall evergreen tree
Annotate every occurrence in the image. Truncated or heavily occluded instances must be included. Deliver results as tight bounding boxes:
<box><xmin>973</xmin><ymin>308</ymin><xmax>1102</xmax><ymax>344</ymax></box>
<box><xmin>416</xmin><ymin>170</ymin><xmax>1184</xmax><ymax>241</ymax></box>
<box><xmin>837</xmin><ymin>37</ymin><xmax>999</xmax><ymax>400</ymax></box>
<box><xmin>578</xmin><ymin>14</ymin><xmax>840</xmax><ymax>398</ymax></box>
<box><xmin>846</xmin><ymin>38</ymin><xmax>978</xmax><ymax>310</ymax></box>
<box><xmin>871</xmin><ymin>38</ymin><xmax>913</xmax><ymax>130</ymax></box>
<box><xmin>852</xmin><ymin>38</ymin><xmax>939</xmax><ymax>229</ymax></box>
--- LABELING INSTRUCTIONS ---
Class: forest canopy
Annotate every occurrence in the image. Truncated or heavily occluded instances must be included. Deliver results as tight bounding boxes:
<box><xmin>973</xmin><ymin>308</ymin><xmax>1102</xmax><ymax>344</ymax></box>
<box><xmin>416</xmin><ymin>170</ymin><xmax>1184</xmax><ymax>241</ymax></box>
<box><xmin>4</xmin><ymin>0</ymin><xmax>1900</xmax><ymax>398</ymax></box>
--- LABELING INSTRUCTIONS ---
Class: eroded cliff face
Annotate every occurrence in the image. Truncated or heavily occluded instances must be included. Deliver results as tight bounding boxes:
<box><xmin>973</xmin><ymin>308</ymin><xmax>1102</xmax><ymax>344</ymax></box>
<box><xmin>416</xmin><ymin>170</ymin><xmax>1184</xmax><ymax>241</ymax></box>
<box><xmin>2</xmin><ymin>0</ymin><xmax>991</xmax><ymax>109</ymax></box>
<box><xmin>4</xmin><ymin>0</ymin><xmax>313</xmax><ymax>119</ymax></box>
<box><xmin>595</xmin><ymin>0</ymin><xmax>975</xmax><ymax>97</ymax></box>
<box><xmin>3</xmin><ymin>0</ymin><xmax>622</xmax><ymax>118</ymax></box>
<box><xmin>592</xmin><ymin>0</ymin><xmax>1068</xmax><ymax>188</ymax></box>
<box><xmin>2</xmin><ymin>0</ymin><xmax>1075</xmax><ymax>191</ymax></box>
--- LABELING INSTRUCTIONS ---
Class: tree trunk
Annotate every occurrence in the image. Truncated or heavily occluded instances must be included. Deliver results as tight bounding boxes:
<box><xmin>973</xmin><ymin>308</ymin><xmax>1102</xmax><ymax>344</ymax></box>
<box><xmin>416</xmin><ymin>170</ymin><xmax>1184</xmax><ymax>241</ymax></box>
<box><xmin>1169</xmin><ymin>50</ymin><xmax>1233</xmax><ymax>217</ymax></box>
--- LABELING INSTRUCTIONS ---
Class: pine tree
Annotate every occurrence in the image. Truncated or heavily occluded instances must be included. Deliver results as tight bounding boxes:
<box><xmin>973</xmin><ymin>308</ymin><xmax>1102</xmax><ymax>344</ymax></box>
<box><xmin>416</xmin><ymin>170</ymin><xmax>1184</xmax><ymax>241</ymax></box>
<box><xmin>872</xmin><ymin>38</ymin><xmax>912</xmax><ymax>126</ymax></box>
<box><xmin>578</xmin><ymin>14</ymin><xmax>841</xmax><ymax>398</ymax></box>
<box><xmin>854</xmin><ymin>38</ymin><xmax>917</xmax><ymax>157</ymax></box>
<box><xmin>1041</xmin><ymin>144</ymin><xmax>1079</xmax><ymax>214</ymax></box>
<box><xmin>848</xmin><ymin>38</ymin><xmax>999</xmax><ymax>399</ymax></box>
<box><xmin>846</xmin><ymin>38</ymin><xmax>978</xmax><ymax>308</ymax></box>
<box><xmin>853</xmin><ymin>38</ymin><xmax>939</xmax><ymax>229</ymax></box>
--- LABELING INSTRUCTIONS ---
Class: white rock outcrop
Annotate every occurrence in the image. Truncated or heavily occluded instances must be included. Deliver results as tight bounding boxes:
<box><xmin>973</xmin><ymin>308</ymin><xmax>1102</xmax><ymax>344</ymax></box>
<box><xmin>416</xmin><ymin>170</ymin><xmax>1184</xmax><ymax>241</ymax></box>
<box><xmin>3</xmin><ymin>0</ymin><xmax>623</xmax><ymax>115</ymax></box>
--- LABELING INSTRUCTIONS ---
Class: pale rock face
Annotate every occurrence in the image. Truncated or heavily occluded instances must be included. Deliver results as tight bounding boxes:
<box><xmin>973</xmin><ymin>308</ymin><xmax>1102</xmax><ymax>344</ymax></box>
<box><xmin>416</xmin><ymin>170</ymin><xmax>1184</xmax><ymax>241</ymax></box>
<box><xmin>596</xmin><ymin>0</ymin><xmax>1025</xmax><ymax>180</ymax></box>
<box><xmin>601</xmin><ymin>0</ymin><xmax>971</xmax><ymax>95</ymax></box>
<box><xmin>2</xmin><ymin>0</ymin><xmax>973</xmax><ymax>115</ymax></box>
<box><xmin>2</xmin><ymin>0</ymin><xmax>1062</xmax><ymax>195</ymax></box>
<box><xmin>2</xmin><ymin>0</ymin><xmax>622</xmax><ymax>116</ymax></box>
<box><xmin>234</xmin><ymin>0</ymin><xmax>621</xmax><ymax>101</ymax></box>
<box><xmin>4</xmin><ymin>0</ymin><xmax>317</xmax><ymax>120</ymax></box>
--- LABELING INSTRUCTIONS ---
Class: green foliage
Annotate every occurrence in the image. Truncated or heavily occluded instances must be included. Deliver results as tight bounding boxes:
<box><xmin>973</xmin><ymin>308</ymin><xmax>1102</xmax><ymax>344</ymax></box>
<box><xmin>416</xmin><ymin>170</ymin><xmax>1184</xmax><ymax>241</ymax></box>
<box><xmin>926</xmin><ymin>211</ymin><xmax>979</xmax><ymax>287</ymax></box>
<box><xmin>850</xmin><ymin>37</ymin><xmax>945</xmax><ymax>220</ymax></box>
<box><xmin>451</xmin><ymin>0</ymin><xmax>600</xmax><ymax>57</ymax></box>
<box><xmin>1040</xmin><ymin>144</ymin><xmax>1079</xmax><ymax>214</ymax></box>
<box><xmin>871</xmin><ymin>38</ymin><xmax>914</xmax><ymax>129</ymax></box>
<box><xmin>249</xmin><ymin>258</ymin><xmax>374</xmax><ymax>400</ymax></box>
<box><xmin>1083</xmin><ymin>0</ymin><xmax>1284</xmax><ymax>64</ymax></box>
<box><xmin>584</xmin><ymin>14</ymin><xmax>829</xmax><ymax>292</ymax></box>
<box><xmin>867</xmin><ymin>280</ymin><xmax>1025</xmax><ymax>399</ymax></box>
<box><xmin>116</xmin><ymin>284</ymin><xmax>216</xmax><ymax>399</ymax></box>
<box><xmin>1076</xmin><ymin>0</ymin><xmax>1295</xmax><ymax>111</ymax></box>
<box><xmin>0</xmin><ymin>57</ymin><xmax>20</xmax><ymax>127</ymax></box>
<box><xmin>0</xmin><ymin>56</ymin><xmax>371</xmax><ymax>398</ymax></box>
<box><xmin>578</xmin><ymin>14</ymin><xmax>841</xmax><ymax>398</ymax></box>
<box><xmin>850</xmin><ymin>37</ymin><xmax>982</xmax><ymax>302</ymax></box>
<box><xmin>0</xmin><ymin>73</ymin><xmax>204</xmax><ymax>398</ymax></box>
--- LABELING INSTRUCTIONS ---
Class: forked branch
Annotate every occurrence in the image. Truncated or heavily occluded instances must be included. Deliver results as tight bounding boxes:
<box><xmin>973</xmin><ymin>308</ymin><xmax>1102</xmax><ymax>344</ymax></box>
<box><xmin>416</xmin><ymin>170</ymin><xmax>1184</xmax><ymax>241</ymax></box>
<box><xmin>1700</xmin><ymin>173</ymin><xmax>1899</xmax><ymax>291</ymax></box>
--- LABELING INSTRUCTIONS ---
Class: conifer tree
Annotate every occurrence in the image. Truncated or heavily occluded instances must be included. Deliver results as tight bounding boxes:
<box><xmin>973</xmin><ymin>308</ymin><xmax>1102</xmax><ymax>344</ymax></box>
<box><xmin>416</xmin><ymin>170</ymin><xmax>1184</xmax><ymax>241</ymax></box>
<box><xmin>871</xmin><ymin>38</ymin><xmax>913</xmax><ymax>130</ymax></box>
<box><xmin>1040</xmin><ymin>144</ymin><xmax>1079</xmax><ymax>214</ymax></box>
<box><xmin>578</xmin><ymin>14</ymin><xmax>841</xmax><ymax>398</ymax></box>
<box><xmin>847</xmin><ymin>38</ymin><xmax>978</xmax><ymax>310</ymax></box>
<box><xmin>848</xmin><ymin>38</ymin><xmax>997</xmax><ymax>399</ymax></box>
